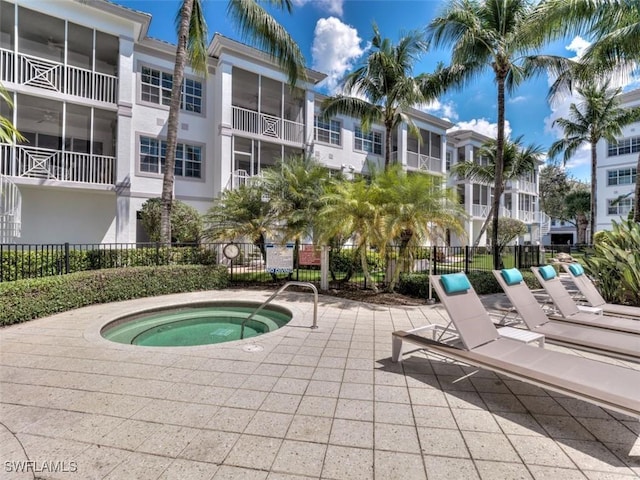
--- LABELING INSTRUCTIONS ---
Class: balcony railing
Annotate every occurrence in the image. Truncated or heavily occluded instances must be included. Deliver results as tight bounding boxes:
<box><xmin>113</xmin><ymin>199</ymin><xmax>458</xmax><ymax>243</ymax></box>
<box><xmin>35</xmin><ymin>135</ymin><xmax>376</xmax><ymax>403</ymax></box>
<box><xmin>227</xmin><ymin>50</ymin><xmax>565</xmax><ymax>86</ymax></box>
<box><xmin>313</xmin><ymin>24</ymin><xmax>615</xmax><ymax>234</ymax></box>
<box><xmin>505</xmin><ymin>179</ymin><xmax>537</xmax><ymax>194</ymax></box>
<box><xmin>232</xmin><ymin>106</ymin><xmax>304</xmax><ymax>144</ymax></box>
<box><xmin>472</xmin><ymin>204</ymin><xmax>491</xmax><ymax>218</ymax></box>
<box><xmin>0</xmin><ymin>144</ymin><xmax>116</xmax><ymax>185</ymax></box>
<box><xmin>406</xmin><ymin>151</ymin><xmax>442</xmax><ymax>173</ymax></box>
<box><xmin>0</xmin><ymin>48</ymin><xmax>118</xmax><ymax>104</ymax></box>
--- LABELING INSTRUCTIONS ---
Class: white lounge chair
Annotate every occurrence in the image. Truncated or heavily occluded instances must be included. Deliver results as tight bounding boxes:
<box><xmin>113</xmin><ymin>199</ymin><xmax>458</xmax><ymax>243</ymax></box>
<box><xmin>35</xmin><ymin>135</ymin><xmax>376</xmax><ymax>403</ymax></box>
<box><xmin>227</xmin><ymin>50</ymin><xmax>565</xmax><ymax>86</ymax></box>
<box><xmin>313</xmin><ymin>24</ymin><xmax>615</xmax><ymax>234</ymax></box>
<box><xmin>493</xmin><ymin>268</ymin><xmax>640</xmax><ymax>361</ymax></box>
<box><xmin>530</xmin><ymin>265</ymin><xmax>640</xmax><ymax>335</ymax></box>
<box><xmin>391</xmin><ymin>272</ymin><xmax>640</xmax><ymax>418</ymax></box>
<box><xmin>562</xmin><ymin>262</ymin><xmax>640</xmax><ymax>318</ymax></box>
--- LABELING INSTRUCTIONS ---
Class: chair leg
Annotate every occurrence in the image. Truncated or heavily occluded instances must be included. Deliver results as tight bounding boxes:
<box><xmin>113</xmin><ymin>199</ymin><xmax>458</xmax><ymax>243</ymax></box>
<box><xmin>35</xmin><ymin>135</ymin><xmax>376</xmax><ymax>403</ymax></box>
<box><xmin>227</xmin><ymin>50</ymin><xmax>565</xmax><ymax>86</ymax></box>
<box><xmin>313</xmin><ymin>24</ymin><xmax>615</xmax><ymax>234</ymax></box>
<box><xmin>391</xmin><ymin>335</ymin><xmax>403</xmax><ymax>363</ymax></box>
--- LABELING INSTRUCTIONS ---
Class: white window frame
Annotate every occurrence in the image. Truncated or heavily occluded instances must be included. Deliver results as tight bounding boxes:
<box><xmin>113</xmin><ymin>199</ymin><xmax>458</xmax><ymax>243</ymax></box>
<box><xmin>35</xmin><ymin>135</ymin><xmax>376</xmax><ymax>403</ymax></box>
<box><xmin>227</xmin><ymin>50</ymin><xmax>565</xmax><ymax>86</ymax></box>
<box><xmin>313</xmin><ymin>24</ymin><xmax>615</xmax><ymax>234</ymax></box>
<box><xmin>314</xmin><ymin>116</ymin><xmax>341</xmax><ymax>146</ymax></box>
<box><xmin>607</xmin><ymin>167</ymin><xmax>637</xmax><ymax>186</ymax></box>
<box><xmin>608</xmin><ymin>136</ymin><xmax>640</xmax><ymax>157</ymax></box>
<box><xmin>607</xmin><ymin>197</ymin><xmax>633</xmax><ymax>216</ymax></box>
<box><xmin>138</xmin><ymin>135</ymin><xmax>203</xmax><ymax>179</ymax></box>
<box><xmin>140</xmin><ymin>65</ymin><xmax>204</xmax><ymax>115</ymax></box>
<box><xmin>354</xmin><ymin>126</ymin><xmax>383</xmax><ymax>155</ymax></box>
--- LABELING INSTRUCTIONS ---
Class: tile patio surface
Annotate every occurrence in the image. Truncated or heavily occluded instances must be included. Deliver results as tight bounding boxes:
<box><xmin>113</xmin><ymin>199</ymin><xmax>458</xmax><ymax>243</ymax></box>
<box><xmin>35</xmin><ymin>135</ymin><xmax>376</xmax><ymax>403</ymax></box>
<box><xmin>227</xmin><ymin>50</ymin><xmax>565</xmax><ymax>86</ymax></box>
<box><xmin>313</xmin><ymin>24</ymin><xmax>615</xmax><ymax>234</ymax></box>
<box><xmin>1</xmin><ymin>289</ymin><xmax>639</xmax><ymax>480</ymax></box>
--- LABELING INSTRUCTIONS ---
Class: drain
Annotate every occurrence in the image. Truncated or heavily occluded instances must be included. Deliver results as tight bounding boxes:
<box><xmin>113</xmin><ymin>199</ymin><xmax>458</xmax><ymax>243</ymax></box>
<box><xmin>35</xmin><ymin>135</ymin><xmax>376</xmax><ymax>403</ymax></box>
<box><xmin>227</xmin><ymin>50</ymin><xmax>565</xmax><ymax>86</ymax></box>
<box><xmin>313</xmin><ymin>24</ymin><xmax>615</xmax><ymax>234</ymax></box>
<box><xmin>243</xmin><ymin>344</ymin><xmax>263</xmax><ymax>352</ymax></box>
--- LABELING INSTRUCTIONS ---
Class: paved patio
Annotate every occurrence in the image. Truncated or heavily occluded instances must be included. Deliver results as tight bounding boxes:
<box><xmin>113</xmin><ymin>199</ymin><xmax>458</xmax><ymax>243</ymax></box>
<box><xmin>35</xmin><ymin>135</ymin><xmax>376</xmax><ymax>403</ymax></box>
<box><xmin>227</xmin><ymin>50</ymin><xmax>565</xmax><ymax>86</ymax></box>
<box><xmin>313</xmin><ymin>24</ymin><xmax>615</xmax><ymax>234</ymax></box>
<box><xmin>1</xmin><ymin>289</ymin><xmax>639</xmax><ymax>480</ymax></box>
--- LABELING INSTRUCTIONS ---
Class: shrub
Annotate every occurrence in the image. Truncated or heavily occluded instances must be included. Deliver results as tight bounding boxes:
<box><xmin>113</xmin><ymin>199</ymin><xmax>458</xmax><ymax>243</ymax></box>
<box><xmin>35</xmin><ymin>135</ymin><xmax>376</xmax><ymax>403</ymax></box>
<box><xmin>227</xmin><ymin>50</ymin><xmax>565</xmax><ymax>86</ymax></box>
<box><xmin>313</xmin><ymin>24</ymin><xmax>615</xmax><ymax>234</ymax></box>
<box><xmin>0</xmin><ymin>264</ymin><xmax>229</xmax><ymax>326</ymax></box>
<box><xmin>139</xmin><ymin>198</ymin><xmax>203</xmax><ymax>243</ymax></box>
<box><xmin>396</xmin><ymin>269</ymin><xmax>540</xmax><ymax>299</ymax></box>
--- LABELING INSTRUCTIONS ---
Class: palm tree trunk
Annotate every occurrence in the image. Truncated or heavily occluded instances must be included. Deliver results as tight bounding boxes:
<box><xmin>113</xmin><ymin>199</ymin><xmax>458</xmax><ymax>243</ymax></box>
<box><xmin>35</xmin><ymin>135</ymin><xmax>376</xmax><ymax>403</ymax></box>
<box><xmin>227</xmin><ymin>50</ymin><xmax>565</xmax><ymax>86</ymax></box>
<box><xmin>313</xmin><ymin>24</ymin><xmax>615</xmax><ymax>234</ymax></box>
<box><xmin>590</xmin><ymin>140</ymin><xmax>597</xmax><ymax>241</ymax></box>
<box><xmin>385</xmin><ymin>124</ymin><xmax>392</xmax><ymax>169</ymax></box>
<box><xmin>472</xmin><ymin>205</ymin><xmax>495</xmax><ymax>248</ymax></box>
<box><xmin>492</xmin><ymin>73</ymin><xmax>506</xmax><ymax>270</ymax></box>
<box><xmin>359</xmin><ymin>245</ymin><xmax>378</xmax><ymax>293</ymax></box>
<box><xmin>635</xmin><ymin>152</ymin><xmax>640</xmax><ymax>223</ymax></box>
<box><xmin>160</xmin><ymin>0</ymin><xmax>193</xmax><ymax>244</ymax></box>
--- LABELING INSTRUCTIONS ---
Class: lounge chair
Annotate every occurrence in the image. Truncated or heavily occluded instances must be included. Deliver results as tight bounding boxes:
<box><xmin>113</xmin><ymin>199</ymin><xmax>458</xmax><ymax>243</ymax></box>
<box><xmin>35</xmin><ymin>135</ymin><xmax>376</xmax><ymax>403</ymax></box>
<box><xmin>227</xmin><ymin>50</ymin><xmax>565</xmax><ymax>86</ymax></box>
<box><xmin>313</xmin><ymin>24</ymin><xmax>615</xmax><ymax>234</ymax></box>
<box><xmin>391</xmin><ymin>272</ymin><xmax>640</xmax><ymax>418</ymax></box>
<box><xmin>493</xmin><ymin>268</ymin><xmax>640</xmax><ymax>360</ymax></box>
<box><xmin>530</xmin><ymin>265</ymin><xmax>640</xmax><ymax>335</ymax></box>
<box><xmin>562</xmin><ymin>262</ymin><xmax>640</xmax><ymax>318</ymax></box>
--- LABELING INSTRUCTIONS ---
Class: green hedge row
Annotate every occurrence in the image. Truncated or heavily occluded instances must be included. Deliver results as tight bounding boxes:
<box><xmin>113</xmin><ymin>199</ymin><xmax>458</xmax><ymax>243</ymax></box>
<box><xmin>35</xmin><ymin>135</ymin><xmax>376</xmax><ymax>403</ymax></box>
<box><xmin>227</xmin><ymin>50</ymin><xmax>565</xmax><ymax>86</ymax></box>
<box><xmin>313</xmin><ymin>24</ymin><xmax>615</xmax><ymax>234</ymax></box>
<box><xmin>397</xmin><ymin>270</ymin><xmax>541</xmax><ymax>300</ymax></box>
<box><xmin>0</xmin><ymin>246</ymin><xmax>218</xmax><ymax>282</ymax></box>
<box><xmin>0</xmin><ymin>264</ymin><xmax>229</xmax><ymax>326</ymax></box>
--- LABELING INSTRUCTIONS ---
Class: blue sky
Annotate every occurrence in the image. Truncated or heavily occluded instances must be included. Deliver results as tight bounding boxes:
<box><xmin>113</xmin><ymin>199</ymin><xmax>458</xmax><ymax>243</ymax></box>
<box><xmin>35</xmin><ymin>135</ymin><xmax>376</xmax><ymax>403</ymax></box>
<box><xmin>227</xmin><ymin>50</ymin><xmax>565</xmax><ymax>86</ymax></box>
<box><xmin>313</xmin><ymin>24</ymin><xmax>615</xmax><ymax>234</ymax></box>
<box><xmin>113</xmin><ymin>0</ymin><xmax>640</xmax><ymax>181</ymax></box>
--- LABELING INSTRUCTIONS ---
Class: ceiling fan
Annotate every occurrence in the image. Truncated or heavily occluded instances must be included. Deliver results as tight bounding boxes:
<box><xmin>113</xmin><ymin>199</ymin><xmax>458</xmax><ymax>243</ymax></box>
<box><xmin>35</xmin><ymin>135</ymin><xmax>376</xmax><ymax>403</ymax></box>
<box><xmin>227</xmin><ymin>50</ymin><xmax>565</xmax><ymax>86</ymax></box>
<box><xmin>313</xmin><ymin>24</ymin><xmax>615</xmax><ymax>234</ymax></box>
<box><xmin>36</xmin><ymin>110</ymin><xmax>59</xmax><ymax>124</ymax></box>
<box><xmin>46</xmin><ymin>36</ymin><xmax>64</xmax><ymax>50</ymax></box>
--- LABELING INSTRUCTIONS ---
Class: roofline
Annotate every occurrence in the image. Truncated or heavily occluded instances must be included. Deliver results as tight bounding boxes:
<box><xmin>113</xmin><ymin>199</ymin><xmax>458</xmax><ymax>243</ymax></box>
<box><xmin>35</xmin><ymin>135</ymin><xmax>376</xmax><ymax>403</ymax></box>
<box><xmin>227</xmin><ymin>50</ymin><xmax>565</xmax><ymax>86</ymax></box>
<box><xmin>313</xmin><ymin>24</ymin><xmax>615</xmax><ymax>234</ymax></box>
<box><xmin>78</xmin><ymin>0</ymin><xmax>151</xmax><ymax>41</ymax></box>
<box><xmin>208</xmin><ymin>33</ymin><xmax>326</xmax><ymax>85</ymax></box>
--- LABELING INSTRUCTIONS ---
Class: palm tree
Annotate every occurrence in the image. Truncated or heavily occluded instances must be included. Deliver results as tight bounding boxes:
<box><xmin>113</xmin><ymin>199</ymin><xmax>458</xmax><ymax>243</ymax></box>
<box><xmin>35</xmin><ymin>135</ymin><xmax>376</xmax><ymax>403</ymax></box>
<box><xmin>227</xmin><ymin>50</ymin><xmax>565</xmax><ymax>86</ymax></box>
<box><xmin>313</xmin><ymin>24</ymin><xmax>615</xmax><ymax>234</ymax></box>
<box><xmin>0</xmin><ymin>84</ymin><xmax>24</xmax><ymax>143</ymax></box>
<box><xmin>161</xmin><ymin>0</ymin><xmax>307</xmax><ymax>243</ymax></box>
<box><xmin>452</xmin><ymin>135</ymin><xmax>544</xmax><ymax>247</ymax></box>
<box><xmin>427</xmin><ymin>0</ymin><xmax>568</xmax><ymax>269</ymax></box>
<box><xmin>317</xmin><ymin>177</ymin><xmax>384</xmax><ymax>292</ymax></box>
<box><xmin>534</xmin><ymin>0</ymin><xmax>640</xmax><ymax>221</ymax></box>
<box><xmin>203</xmin><ymin>183</ymin><xmax>277</xmax><ymax>262</ymax></box>
<box><xmin>548</xmin><ymin>81</ymin><xmax>640</xmax><ymax>241</ymax></box>
<box><xmin>377</xmin><ymin>165</ymin><xmax>466</xmax><ymax>291</ymax></box>
<box><xmin>320</xmin><ymin>24</ymin><xmax>430</xmax><ymax>169</ymax></box>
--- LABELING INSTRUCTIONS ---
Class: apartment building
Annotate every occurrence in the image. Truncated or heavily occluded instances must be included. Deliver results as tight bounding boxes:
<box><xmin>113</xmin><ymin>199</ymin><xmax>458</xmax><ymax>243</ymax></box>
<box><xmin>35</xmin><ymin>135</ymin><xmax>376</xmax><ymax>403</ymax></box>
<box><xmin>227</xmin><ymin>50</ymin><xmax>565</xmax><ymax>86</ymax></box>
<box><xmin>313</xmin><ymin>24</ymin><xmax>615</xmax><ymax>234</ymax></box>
<box><xmin>595</xmin><ymin>88</ymin><xmax>639</xmax><ymax>232</ymax></box>
<box><xmin>0</xmin><ymin>0</ymin><xmax>546</xmax><ymax>246</ymax></box>
<box><xmin>446</xmin><ymin>130</ymin><xmax>549</xmax><ymax>247</ymax></box>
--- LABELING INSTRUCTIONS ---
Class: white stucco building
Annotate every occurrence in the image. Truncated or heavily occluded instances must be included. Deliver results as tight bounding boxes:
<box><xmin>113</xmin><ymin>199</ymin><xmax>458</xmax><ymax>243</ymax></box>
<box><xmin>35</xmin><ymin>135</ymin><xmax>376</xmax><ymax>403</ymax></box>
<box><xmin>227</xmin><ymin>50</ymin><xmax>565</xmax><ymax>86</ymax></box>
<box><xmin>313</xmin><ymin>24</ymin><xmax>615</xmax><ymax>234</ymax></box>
<box><xmin>595</xmin><ymin>88</ymin><xmax>639</xmax><ymax>232</ymax></box>
<box><xmin>0</xmin><ymin>0</ymin><xmax>547</xmax><ymax>246</ymax></box>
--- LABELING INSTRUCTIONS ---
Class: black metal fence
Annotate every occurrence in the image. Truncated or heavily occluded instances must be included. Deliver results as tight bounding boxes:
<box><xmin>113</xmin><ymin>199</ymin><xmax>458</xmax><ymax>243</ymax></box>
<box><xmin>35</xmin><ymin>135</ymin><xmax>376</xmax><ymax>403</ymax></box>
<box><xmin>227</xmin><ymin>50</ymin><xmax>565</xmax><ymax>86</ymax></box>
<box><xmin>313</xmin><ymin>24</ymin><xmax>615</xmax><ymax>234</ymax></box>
<box><xmin>0</xmin><ymin>242</ymin><xmax>555</xmax><ymax>288</ymax></box>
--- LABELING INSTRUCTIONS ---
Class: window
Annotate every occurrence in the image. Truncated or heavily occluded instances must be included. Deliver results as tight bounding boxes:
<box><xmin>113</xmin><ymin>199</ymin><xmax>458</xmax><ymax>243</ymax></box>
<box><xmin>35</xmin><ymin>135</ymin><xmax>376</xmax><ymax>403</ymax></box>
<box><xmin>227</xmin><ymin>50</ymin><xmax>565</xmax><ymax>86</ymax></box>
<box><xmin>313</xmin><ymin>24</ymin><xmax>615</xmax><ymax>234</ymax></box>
<box><xmin>354</xmin><ymin>127</ymin><xmax>382</xmax><ymax>154</ymax></box>
<box><xmin>141</xmin><ymin>66</ymin><xmax>203</xmax><ymax>114</ymax></box>
<box><xmin>314</xmin><ymin>116</ymin><xmax>341</xmax><ymax>145</ymax></box>
<box><xmin>608</xmin><ymin>136</ymin><xmax>640</xmax><ymax>157</ymax></box>
<box><xmin>446</xmin><ymin>151</ymin><xmax>452</xmax><ymax>171</ymax></box>
<box><xmin>139</xmin><ymin>136</ymin><xmax>202</xmax><ymax>178</ymax></box>
<box><xmin>607</xmin><ymin>167</ymin><xmax>637</xmax><ymax>186</ymax></box>
<box><xmin>607</xmin><ymin>197</ymin><xmax>633</xmax><ymax>216</ymax></box>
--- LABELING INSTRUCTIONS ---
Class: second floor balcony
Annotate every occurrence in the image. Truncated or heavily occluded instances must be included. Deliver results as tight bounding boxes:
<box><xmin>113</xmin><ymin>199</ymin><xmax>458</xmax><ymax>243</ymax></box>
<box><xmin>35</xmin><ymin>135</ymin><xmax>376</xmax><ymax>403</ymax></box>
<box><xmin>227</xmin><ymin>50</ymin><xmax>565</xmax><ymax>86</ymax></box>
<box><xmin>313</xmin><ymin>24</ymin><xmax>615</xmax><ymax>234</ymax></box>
<box><xmin>0</xmin><ymin>144</ymin><xmax>116</xmax><ymax>186</ymax></box>
<box><xmin>0</xmin><ymin>48</ymin><xmax>118</xmax><ymax>105</ymax></box>
<box><xmin>232</xmin><ymin>106</ymin><xmax>304</xmax><ymax>145</ymax></box>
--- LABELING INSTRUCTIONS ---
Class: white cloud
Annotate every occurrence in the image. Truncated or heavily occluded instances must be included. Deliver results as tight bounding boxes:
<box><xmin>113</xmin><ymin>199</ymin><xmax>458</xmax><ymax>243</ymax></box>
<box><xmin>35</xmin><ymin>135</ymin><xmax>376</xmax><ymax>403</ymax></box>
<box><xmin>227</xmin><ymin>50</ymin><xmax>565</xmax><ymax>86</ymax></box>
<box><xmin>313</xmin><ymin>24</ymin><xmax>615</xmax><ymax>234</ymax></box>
<box><xmin>565</xmin><ymin>36</ymin><xmax>591</xmax><ymax>59</ymax></box>
<box><xmin>448</xmin><ymin>118</ymin><xmax>512</xmax><ymax>139</ymax></box>
<box><xmin>311</xmin><ymin>17</ymin><xmax>365</xmax><ymax>93</ymax></box>
<box><xmin>292</xmin><ymin>0</ymin><xmax>343</xmax><ymax>16</ymax></box>
<box><xmin>508</xmin><ymin>95</ymin><xmax>527</xmax><ymax>104</ymax></box>
<box><xmin>420</xmin><ymin>99</ymin><xmax>459</xmax><ymax>121</ymax></box>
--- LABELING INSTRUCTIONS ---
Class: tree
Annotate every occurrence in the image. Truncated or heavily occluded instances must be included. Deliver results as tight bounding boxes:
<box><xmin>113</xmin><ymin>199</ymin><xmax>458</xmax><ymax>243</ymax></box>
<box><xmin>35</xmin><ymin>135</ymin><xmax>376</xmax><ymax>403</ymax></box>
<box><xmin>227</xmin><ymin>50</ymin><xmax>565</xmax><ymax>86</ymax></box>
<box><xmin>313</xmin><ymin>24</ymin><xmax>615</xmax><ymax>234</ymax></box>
<box><xmin>202</xmin><ymin>183</ymin><xmax>277</xmax><ymax>262</ymax></box>
<box><xmin>321</xmin><ymin>24</ymin><xmax>430</xmax><ymax>169</ymax></box>
<box><xmin>161</xmin><ymin>0</ymin><xmax>307</xmax><ymax>243</ymax></box>
<box><xmin>548</xmin><ymin>80</ymin><xmax>640</xmax><ymax>241</ymax></box>
<box><xmin>451</xmin><ymin>135</ymin><xmax>543</xmax><ymax>247</ymax></box>
<box><xmin>316</xmin><ymin>177</ymin><xmax>384</xmax><ymax>292</ymax></box>
<box><xmin>486</xmin><ymin>217</ymin><xmax>528</xmax><ymax>262</ymax></box>
<box><xmin>377</xmin><ymin>165</ymin><xmax>466</xmax><ymax>291</ymax></box>
<box><xmin>534</xmin><ymin>0</ymin><xmax>640</xmax><ymax>221</ymax></box>
<box><xmin>0</xmin><ymin>84</ymin><xmax>24</xmax><ymax>144</ymax></box>
<box><xmin>538</xmin><ymin>163</ymin><xmax>571</xmax><ymax>221</ymax></box>
<box><xmin>427</xmin><ymin>0</ymin><xmax>569</xmax><ymax>269</ymax></box>
<box><xmin>140</xmin><ymin>198</ymin><xmax>202</xmax><ymax>243</ymax></box>
<box><xmin>565</xmin><ymin>189</ymin><xmax>590</xmax><ymax>244</ymax></box>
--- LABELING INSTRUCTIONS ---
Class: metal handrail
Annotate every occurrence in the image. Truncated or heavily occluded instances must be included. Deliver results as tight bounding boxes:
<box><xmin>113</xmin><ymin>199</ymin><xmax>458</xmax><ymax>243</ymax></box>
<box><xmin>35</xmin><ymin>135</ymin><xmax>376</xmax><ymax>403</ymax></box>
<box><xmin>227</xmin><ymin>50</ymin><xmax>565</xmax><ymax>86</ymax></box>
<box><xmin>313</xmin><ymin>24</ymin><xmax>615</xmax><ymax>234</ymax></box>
<box><xmin>240</xmin><ymin>281</ymin><xmax>318</xmax><ymax>339</ymax></box>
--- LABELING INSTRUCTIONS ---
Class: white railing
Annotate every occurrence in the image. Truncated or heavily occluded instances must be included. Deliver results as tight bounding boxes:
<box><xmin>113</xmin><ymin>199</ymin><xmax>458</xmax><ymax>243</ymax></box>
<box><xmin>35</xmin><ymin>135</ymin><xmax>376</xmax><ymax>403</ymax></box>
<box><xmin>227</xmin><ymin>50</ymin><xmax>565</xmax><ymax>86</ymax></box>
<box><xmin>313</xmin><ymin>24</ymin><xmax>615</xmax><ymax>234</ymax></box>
<box><xmin>0</xmin><ymin>48</ymin><xmax>117</xmax><ymax>104</ymax></box>
<box><xmin>472</xmin><ymin>204</ymin><xmax>491</xmax><ymax>218</ymax></box>
<box><xmin>0</xmin><ymin>175</ymin><xmax>21</xmax><ymax>243</ymax></box>
<box><xmin>518</xmin><ymin>210</ymin><xmax>537</xmax><ymax>223</ymax></box>
<box><xmin>232</xmin><ymin>106</ymin><xmax>304</xmax><ymax>144</ymax></box>
<box><xmin>505</xmin><ymin>179</ymin><xmax>537</xmax><ymax>194</ymax></box>
<box><xmin>406</xmin><ymin>151</ymin><xmax>442</xmax><ymax>173</ymax></box>
<box><xmin>0</xmin><ymin>144</ymin><xmax>115</xmax><ymax>185</ymax></box>
<box><xmin>499</xmin><ymin>207</ymin><xmax>512</xmax><ymax>218</ymax></box>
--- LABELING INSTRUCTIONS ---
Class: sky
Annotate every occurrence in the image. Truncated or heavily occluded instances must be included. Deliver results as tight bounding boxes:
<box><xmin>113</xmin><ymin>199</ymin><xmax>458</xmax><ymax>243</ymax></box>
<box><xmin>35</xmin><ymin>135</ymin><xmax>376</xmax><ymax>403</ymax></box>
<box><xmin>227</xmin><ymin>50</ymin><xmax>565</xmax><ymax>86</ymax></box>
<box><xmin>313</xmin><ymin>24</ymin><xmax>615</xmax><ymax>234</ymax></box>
<box><xmin>114</xmin><ymin>0</ymin><xmax>640</xmax><ymax>181</ymax></box>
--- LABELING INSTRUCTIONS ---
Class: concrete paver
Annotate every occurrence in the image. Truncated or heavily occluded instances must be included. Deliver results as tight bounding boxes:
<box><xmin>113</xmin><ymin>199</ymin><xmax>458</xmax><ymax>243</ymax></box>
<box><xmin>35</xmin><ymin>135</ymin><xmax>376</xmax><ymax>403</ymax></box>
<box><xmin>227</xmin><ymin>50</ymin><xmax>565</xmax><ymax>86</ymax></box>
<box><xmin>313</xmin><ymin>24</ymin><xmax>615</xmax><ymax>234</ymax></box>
<box><xmin>0</xmin><ymin>289</ymin><xmax>639</xmax><ymax>479</ymax></box>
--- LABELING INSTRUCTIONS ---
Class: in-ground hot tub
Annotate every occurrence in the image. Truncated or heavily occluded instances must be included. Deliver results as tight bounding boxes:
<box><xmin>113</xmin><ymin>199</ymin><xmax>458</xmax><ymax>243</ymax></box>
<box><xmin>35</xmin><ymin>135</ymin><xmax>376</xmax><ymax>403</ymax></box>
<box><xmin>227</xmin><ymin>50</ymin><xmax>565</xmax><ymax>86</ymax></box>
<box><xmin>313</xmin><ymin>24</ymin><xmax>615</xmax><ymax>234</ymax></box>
<box><xmin>101</xmin><ymin>301</ymin><xmax>292</xmax><ymax>347</ymax></box>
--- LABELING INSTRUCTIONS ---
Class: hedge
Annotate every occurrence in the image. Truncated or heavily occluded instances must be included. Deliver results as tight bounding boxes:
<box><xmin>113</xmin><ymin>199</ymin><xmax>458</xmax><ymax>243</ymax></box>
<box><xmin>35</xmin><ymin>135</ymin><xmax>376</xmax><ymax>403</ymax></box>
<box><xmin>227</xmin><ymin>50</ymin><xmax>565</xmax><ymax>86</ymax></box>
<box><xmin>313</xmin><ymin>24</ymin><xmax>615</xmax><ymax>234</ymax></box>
<box><xmin>396</xmin><ymin>270</ymin><xmax>541</xmax><ymax>300</ymax></box>
<box><xmin>0</xmin><ymin>264</ymin><xmax>229</xmax><ymax>326</ymax></box>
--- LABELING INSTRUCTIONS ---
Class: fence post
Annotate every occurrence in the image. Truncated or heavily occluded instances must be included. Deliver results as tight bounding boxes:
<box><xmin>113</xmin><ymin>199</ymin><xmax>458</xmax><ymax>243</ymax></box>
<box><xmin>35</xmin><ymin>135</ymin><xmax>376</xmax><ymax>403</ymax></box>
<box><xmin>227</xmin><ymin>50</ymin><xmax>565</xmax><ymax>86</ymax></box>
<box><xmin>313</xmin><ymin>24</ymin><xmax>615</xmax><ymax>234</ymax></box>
<box><xmin>155</xmin><ymin>242</ymin><xmax>160</xmax><ymax>266</ymax></box>
<box><xmin>464</xmin><ymin>246</ymin><xmax>470</xmax><ymax>273</ymax></box>
<box><xmin>432</xmin><ymin>245</ymin><xmax>437</xmax><ymax>275</ymax></box>
<box><xmin>320</xmin><ymin>245</ymin><xmax>329</xmax><ymax>291</ymax></box>
<box><xmin>64</xmin><ymin>242</ymin><xmax>70</xmax><ymax>274</ymax></box>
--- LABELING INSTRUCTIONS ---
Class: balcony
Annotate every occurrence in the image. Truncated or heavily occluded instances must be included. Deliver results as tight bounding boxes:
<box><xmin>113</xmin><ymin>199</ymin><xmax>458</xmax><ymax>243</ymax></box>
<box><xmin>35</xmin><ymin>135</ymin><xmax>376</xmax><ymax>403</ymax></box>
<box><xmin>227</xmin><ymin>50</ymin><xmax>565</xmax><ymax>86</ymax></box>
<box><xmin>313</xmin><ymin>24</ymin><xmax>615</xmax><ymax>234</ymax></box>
<box><xmin>406</xmin><ymin>151</ymin><xmax>442</xmax><ymax>173</ymax></box>
<box><xmin>232</xmin><ymin>106</ymin><xmax>304</xmax><ymax>145</ymax></box>
<box><xmin>0</xmin><ymin>48</ymin><xmax>118</xmax><ymax>104</ymax></box>
<box><xmin>505</xmin><ymin>179</ymin><xmax>537</xmax><ymax>194</ymax></box>
<box><xmin>472</xmin><ymin>204</ymin><xmax>491</xmax><ymax>218</ymax></box>
<box><xmin>0</xmin><ymin>144</ymin><xmax>116</xmax><ymax>185</ymax></box>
